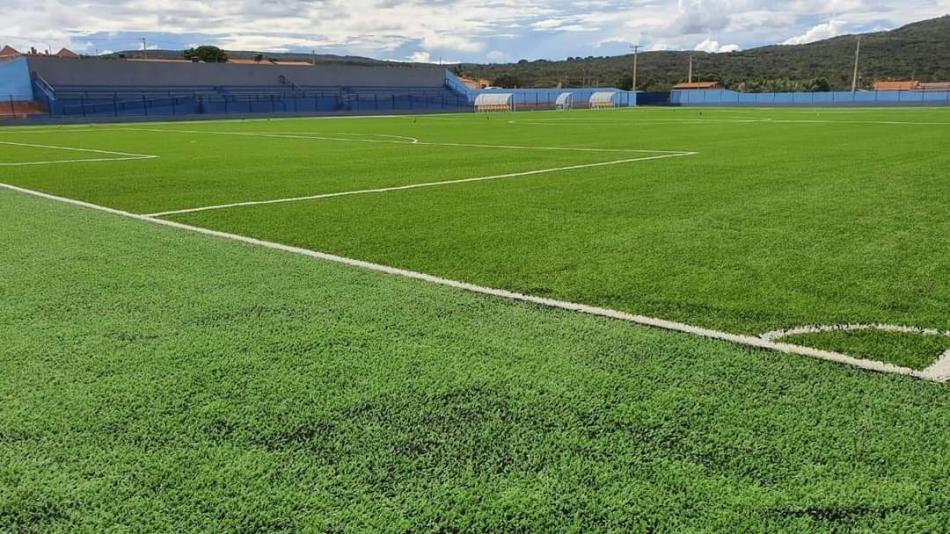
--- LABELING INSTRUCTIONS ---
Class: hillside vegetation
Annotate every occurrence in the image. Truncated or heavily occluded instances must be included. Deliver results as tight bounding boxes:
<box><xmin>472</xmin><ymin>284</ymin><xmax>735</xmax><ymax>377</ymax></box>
<box><xmin>106</xmin><ymin>15</ymin><xmax>950</xmax><ymax>91</ymax></box>
<box><xmin>457</xmin><ymin>15</ymin><xmax>950</xmax><ymax>91</ymax></box>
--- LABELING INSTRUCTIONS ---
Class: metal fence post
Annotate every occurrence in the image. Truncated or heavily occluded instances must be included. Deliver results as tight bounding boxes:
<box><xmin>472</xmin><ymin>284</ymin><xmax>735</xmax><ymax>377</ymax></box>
<box><xmin>8</xmin><ymin>95</ymin><xmax>14</xmax><ymax>118</ymax></box>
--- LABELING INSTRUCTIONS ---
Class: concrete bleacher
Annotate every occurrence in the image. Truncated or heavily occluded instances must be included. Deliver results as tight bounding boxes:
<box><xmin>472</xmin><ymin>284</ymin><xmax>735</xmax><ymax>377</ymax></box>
<box><xmin>16</xmin><ymin>56</ymin><xmax>471</xmax><ymax>119</ymax></box>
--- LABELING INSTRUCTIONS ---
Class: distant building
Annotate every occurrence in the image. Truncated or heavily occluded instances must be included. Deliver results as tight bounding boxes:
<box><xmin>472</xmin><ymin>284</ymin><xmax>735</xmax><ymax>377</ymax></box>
<box><xmin>55</xmin><ymin>48</ymin><xmax>79</xmax><ymax>59</ymax></box>
<box><xmin>872</xmin><ymin>80</ymin><xmax>950</xmax><ymax>92</ymax></box>
<box><xmin>873</xmin><ymin>80</ymin><xmax>920</xmax><ymax>91</ymax></box>
<box><xmin>0</xmin><ymin>45</ymin><xmax>21</xmax><ymax>59</ymax></box>
<box><xmin>672</xmin><ymin>81</ymin><xmax>721</xmax><ymax>90</ymax></box>
<box><xmin>920</xmin><ymin>82</ymin><xmax>950</xmax><ymax>91</ymax></box>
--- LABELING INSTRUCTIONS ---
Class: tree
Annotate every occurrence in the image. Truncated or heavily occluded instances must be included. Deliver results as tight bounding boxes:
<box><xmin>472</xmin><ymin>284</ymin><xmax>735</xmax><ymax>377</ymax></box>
<box><xmin>253</xmin><ymin>53</ymin><xmax>264</xmax><ymax>63</ymax></box>
<box><xmin>616</xmin><ymin>74</ymin><xmax>633</xmax><ymax>91</ymax></box>
<box><xmin>183</xmin><ymin>46</ymin><xmax>229</xmax><ymax>63</ymax></box>
<box><xmin>492</xmin><ymin>74</ymin><xmax>522</xmax><ymax>88</ymax></box>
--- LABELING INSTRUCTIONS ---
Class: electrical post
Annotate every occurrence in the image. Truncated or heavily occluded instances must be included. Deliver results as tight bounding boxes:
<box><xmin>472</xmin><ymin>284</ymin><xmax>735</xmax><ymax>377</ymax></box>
<box><xmin>141</xmin><ymin>38</ymin><xmax>148</xmax><ymax>60</ymax></box>
<box><xmin>630</xmin><ymin>44</ymin><xmax>640</xmax><ymax>92</ymax></box>
<box><xmin>688</xmin><ymin>55</ymin><xmax>693</xmax><ymax>83</ymax></box>
<box><xmin>851</xmin><ymin>36</ymin><xmax>861</xmax><ymax>93</ymax></box>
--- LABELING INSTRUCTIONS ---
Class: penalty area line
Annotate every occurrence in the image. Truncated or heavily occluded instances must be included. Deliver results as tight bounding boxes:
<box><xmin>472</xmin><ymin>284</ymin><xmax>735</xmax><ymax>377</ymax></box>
<box><xmin>144</xmin><ymin>151</ymin><xmax>697</xmax><ymax>218</ymax></box>
<box><xmin>0</xmin><ymin>140</ymin><xmax>158</xmax><ymax>166</ymax></box>
<box><xmin>0</xmin><ymin>181</ymin><xmax>942</xmax><ymax>384</ymax></box>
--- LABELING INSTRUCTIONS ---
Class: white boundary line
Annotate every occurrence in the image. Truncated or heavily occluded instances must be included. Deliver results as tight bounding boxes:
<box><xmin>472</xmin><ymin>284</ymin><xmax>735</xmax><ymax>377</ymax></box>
<box><xmin>1</xmin><ymin>181</ymin><xmax>944</xmax><ymax>383</ymax></box>
<box><xmin>0</xmin><ymin>140</ymin><xmax>158</xmax><ymax>166</ymax></box>
<box><xmin>144</xmin><ymin>152</ymin><xmax>696</xmax><ymax>217</ymax></box>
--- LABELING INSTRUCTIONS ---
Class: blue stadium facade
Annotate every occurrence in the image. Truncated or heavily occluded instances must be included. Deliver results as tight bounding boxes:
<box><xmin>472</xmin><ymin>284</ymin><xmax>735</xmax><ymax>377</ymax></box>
<box><xmin>6</xmin><ymin>56</ymin><xmax>472</xmax><ymax>120</ymax></box>
<box><xmin>0</xmin><ymin>55</ymin><xmax>639</xmax><ymax>122</ymax></box>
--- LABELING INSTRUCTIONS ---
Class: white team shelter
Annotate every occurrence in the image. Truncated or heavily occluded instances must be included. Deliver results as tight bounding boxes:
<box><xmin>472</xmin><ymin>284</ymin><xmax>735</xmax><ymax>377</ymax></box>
<box><xmin>589</xmin><ymin>91</ymin><xmax>616</xmax><ymax>109</ymax></box>
<box><xmin>555</xmin><ymin>92</ymin><xmax>573</xmax><ymax>110</ymax></box>
<box><xmin>474</xmin><ymin>93</ymin><xmax>513</xmax><ymax>112</ymax></box>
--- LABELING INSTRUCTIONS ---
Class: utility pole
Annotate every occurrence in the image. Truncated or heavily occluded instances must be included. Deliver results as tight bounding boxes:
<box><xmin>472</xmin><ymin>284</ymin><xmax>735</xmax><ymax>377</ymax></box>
<box><xmin>630</xmin><ymin>44</ymin><xmax>640</xmax><ymax>91</ymax></box>
<box><xmin>688</xmin><ymin>55</ymin><xmax>693</xmax><ymax>83</ymax></box>
<box><xmin>312</xmin><ymin>49</ymin><xmax>316</xmax><ymax>65</ymax></box>
<box><xmin>851</xmin><ymin>36</ymin><xmax>861</xmax><ymax>93</ymax></box>
<box><xmin>141</xmin><ymin>38</ymin><xmax>148</xmax><ymax>60</ymax></box>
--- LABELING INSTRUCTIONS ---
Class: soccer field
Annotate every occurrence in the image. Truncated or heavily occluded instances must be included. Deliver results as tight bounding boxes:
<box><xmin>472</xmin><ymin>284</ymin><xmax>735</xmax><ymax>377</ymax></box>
<box><xmin>1</xmin><ymin>107</ymin><xmax>950</xmax><ymax>530</ymax></box>
<box><xmin>3</xmin><ymin>107</ymin><xmax>949</xmax><ymax>375</ymax></box>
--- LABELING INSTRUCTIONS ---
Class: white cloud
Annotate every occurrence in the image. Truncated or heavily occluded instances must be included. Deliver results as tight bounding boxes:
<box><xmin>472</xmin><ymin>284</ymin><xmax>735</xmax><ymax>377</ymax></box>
<box><xmin>407</xmin><ymin>50</ymin><xmax>431</xmax><ymax>63</ymax></box>
<box><xmin>695</xmin><ymin>38</ymin><xmax>741</xmax><ymax>53</ymax></box>
<box><xmin>486</xmin><ymin>50</ymin><xmax>507</xmax><ymax>63</ymax></box>
<box><xmin>0</xmin><ymin>0</ymin><xmax>946</xmax><ymax>62</ymax></box>
<box><xmin>782</xmin><ymin>19</ymin><xmax>847</xmax><ymax>45</ymax></box>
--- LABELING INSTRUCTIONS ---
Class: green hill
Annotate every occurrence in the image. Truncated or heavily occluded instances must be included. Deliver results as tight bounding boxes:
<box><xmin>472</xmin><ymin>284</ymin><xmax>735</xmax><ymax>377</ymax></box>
<box><xmin>456</xmin><ymin>15</ymin><xmax>950</xmax><ymax>91</ymax></box>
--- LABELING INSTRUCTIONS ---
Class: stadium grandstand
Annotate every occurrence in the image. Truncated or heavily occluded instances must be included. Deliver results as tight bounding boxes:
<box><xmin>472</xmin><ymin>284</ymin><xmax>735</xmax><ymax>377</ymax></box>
<box><xmin>0</xmin><ymin>50</ymin><xmax>638</xmax><ymax>122</ymax></box>
<box><xmin>0</xmin><ymin>53</ymin><xmax>472</xmax><ymax>120</ymax></box>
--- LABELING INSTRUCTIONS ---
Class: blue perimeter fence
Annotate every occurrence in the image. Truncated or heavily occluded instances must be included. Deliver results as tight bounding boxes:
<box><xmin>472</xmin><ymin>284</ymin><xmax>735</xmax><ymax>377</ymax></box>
<box><xmin>673</xmin><ymin>88</ymin><xmax>950</xmax><ymax>106</ymax></box>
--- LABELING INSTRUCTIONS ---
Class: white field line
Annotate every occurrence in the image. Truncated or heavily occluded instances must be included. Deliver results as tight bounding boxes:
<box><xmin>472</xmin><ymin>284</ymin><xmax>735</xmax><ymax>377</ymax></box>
<box><xmin>0</xmin><ymin>140</ymin><xmax>158</xmax><ymax>166</ymax></box>
<box><xmin>144</xmin><ymin>152</ymin><xmax>696</xmax><ymax>217</ymax></box>
<box><xmin>1</xmin><ymin>181</ymin><xmax>943</xmax><ymax>384</ymax></box>
<box><xmin>762</xmin><ymin>324</ymin><xmax>950</xmax><ymax>382</ymax></box>
<box><xmin>761</xmin><ymin>323</ymin><xmax>950</xmax><ymax>342</ymax></box>
<box><xmin>924</xmin><ymin>351</ymin><xmax>950</xmax><ymax>382</ymax></box>
<box><xmin>0</xmin><ymin>112</ymin><xmax>432</xmax><ymax>133</ymax></box>
<box><xmin>120</xmin><ymin>127</ymin><xmax>688</xmax><ymax>154</ymax></box>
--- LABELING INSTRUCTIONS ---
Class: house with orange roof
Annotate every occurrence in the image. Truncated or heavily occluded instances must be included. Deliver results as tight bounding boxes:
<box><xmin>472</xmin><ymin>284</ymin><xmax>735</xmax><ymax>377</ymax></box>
<box><xmin>0</xmin><ymin>45</ymin><xmax>21</xmax><ymax>59</ymax></box>
<box><xmin>873</xmin><ymin>80</ymin><xmax>920</xmax><ymax>91</ymax></box>
<box><xmin>672</xmin><ymin>81</ymin><xmax>721</xmax><ymax>90</ymax></box>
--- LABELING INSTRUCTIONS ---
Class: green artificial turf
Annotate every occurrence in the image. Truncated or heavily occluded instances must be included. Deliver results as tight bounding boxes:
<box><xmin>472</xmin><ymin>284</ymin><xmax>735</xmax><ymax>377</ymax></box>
<box><xmin>783</xmin><ymin>330</ymin><xmax>950</xmax><ymax>370</ymax></box>
<box><xmin>2</xmin><ymin>187</ymin><xmax>950</xmax><ymax>531</ymax></box>
<box><xmin>2</xmin><ymin>107</ymin><xmax>949</xmax><ymax>367</ymax></box>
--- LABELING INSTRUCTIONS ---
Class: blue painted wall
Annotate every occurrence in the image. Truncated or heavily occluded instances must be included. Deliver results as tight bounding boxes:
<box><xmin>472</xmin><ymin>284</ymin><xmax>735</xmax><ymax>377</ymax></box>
<box><xmin>672</xmin><ymin>88</ymin><xmax>950</xmax><ymax>106</ymax></box>
<box><xmin>0</xmin><ymin>58</ymin><xmax>33</xmax><ymax>101</ymax></box>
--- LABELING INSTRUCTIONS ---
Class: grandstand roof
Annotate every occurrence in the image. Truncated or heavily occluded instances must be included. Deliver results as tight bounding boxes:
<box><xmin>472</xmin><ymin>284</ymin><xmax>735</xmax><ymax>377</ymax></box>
<box><xmin>920</xmin><ymin>82</ymin><xmax>950</xmax><ymax>91</ymax></box>
<box><xmin>673</xmin><ymin>81</ymin><xmax>721</xmax><ymax>90</ymax></box>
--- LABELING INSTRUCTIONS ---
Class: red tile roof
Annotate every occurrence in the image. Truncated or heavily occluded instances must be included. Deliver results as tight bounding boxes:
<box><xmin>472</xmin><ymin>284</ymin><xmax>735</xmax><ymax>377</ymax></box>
<box><xmin>0</xmin><ymin>45</ymin><xmax>21</xmax><ymax>58</ymax></box>
<box><xmin>873</xmin><ymin>80</ymin><xmax>920</xmax><ymax>91</ymax></box>
<box><xmin>673</xmin><ymin>81</ymin><xmax>721</xmax><ymax>90</ymax></box>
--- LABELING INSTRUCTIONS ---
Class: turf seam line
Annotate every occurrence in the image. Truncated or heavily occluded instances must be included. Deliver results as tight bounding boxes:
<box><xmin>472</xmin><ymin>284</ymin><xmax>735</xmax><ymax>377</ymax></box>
<box><xmin>1</xmin><ymin>181</ymin><xmax>942</xmax><ymax>384</ymax></box>
<box><xmin>120</xmin><ymin>126</ymin><xmax>694</xmax><ymax>154</ymax></box>
<box><xmin>508</xmin><ymin>118</ymin><xmax>950</xmax><ymax>126</ymax></box>
<box><xmin>0</xmin><ymin>141</ymin><xmax>159</xmax><ymax>166</ymax></box>
<box><xmin>142</xmin><ymin>152</ymin><xmax>697</xmax><ymax>217</ymax></box>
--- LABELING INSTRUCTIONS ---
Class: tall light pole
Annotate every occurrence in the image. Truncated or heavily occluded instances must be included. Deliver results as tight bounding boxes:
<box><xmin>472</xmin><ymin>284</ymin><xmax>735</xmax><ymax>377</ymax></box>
<box><xmin>688</xmin><ymin>55</ymin><xmax>694</xmax><ymax>83</ymax></box>
<box><xmin>851</xmin><ymin>36</ymin><xmax>861</xmax><ymax>93</ymax></box>
<box><xmin>141</xmin><ymin>38</ymin><xmax>148</xmax><ymax>60</ymax></box>
<box><xmin>630</xmin><ymin>44</ymin><xmax>640</xmax><ymax>91</ymax></box>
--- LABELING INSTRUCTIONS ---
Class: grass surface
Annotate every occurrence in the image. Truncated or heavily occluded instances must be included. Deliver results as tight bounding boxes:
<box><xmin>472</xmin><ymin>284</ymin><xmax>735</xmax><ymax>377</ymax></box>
<box><xmin>1</xmin><ymin>107</ymin><xmax>949</xmax><ymax>368</ymax></box>
<box><xmin>782</xmin><ymin>330</ymin><xmax>950</xmax><ymax>370</ymax></box>
<box><xmin>2</xmin><ymin>188</ymin><xmax>950</xmax><ymax>531</ymax></box>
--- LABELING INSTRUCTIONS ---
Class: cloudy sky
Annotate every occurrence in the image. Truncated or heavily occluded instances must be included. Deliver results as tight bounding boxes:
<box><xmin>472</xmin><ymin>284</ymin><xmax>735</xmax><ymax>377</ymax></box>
<box><xmin>2</xmin><ymin>1</ymin><xmax>948</xmax><ymax>63</ymax></box>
